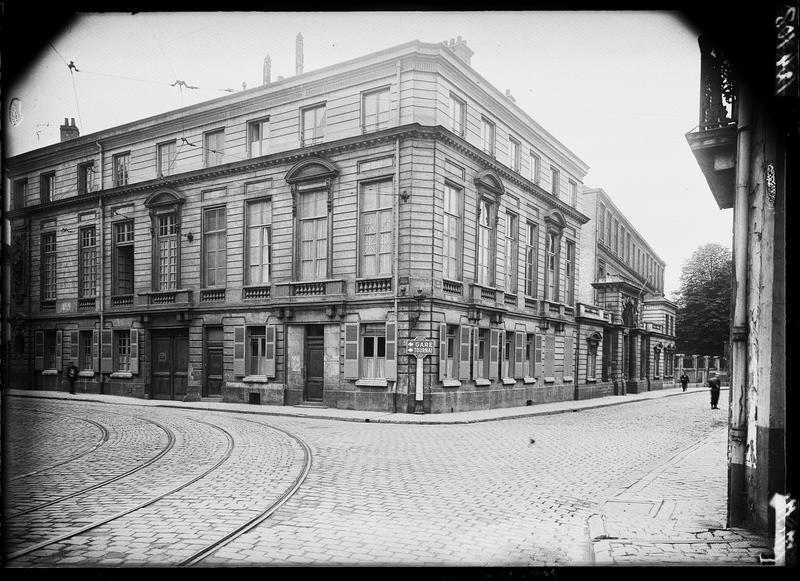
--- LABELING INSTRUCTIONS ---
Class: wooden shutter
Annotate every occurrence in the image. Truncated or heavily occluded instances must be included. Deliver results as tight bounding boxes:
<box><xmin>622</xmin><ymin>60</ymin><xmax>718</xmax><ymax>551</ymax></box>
<box><xmin>233</xmin><ymin>326</ymin><xmax>246</xmax><ymax>377</ymax></box>
<box><xmin>489</xmin><ymin>329</ymin><xmax>500</xmax><ymax>380</ymax></box>
<box><xmin>343</xmin><ymin>323</ymin><xmax>360</xmax><ymax>379</ymax></box>
<box><xmin>265</xmin><ymin>325</ymin><xmax>276</xmax><ymax>378</ymax></box>
<box><xmin>130</xmin><ymin>328</ymin><xmax>139</xmax><ymax>375</ymax></box>
<box><xmin>55</xmin><ymin>330</ymin><xmax>63</xmax><ymax>371</ymax></box>
<box><xmin>534</xmin><ymin>334</ymin><xmax>542</xmax><ymax>376</ymax></box>
<box><xmin>438</xmin><ymin>322</ymin><xmax>447</xmax><ymax>381</ymax></box>
<box><xmin>544</xmin><ymin>335</ymin><xmax>555</xmax><ymax>376</ymax></box>
<box><xmin>385</xmin><ymin>322</ymin><xmax>397</xmax><ymax>381</ymax></box>
<box><xmin>70</xmin><ymin>331</ymin><xmax>79</xmax><ymax>360</ymax></box>
<box><xmin>514</xmin><ymin>331</ymin><xmax>524</xmax><ymax>379</ymax></box>
<box><xmin>472</xmin><ymin>327</ymin><xmax>480</xmax><ymax>380</ymax></box>
<box><xmin>34</xmin><ymin>330</ymin><xmax>44</xmax><ymax>371</ymax></box>
<box><xmin>100</xmin><ymin>330</ymin><xmax>113</xmax><ymax>373</ymax></box>
<box><xmin>564</xmin><ymin>335</ymin><xmax>574</xmax><ymax>377</ymax></box>
<box><xmin>93</xmin><ymin>329</ymin><xmax>100</xmax><ymax>372</ymax></box>
<box><xmin>458</xmin><ymin>326</ymin><xmax>471</xmax><ymax>380</ymax></box>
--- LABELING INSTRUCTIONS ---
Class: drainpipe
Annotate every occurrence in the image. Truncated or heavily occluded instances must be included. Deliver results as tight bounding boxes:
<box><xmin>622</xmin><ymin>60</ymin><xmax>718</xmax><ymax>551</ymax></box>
<box><xmin>393</xmin><ymin>60</ymin><xmax>401</xmax><ymax>414</ymax></box>
<box><xmin>574</xmin><ymin>318</ymin><xmax>581</xmax><ymax>400</ymax></box>
<box><xmin>728</xmin><ymin>86</ymin><xmax>751</xmax><ymax>527</ymax></box>
<box><xmin>96</xmin><ymin>140</ymin><xmax>105</xmax><ymax>394</ymax></box>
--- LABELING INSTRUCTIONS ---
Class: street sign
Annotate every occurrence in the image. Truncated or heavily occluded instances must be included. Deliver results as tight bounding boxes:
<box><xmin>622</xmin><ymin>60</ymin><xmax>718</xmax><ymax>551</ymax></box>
<box><xmin>406</xmin><ymin>337</ymin><xmax>435</xmax><ymax>356</ymax></box>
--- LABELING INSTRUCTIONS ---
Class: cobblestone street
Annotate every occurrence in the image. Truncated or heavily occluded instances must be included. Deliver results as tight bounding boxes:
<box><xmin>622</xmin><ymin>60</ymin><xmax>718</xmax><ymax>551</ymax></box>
<box><xmin>2</xmin><ymin>387</ymin><xmax>774</xmax><ymax>567</ymax></box>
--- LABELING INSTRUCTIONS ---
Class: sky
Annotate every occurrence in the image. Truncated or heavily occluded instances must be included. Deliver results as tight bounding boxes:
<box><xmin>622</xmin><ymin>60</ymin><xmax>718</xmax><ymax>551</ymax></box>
<box><xmin>4</xmin><ymin>10</ymin><xmax>733</xmax><ymax>298</ymax></box>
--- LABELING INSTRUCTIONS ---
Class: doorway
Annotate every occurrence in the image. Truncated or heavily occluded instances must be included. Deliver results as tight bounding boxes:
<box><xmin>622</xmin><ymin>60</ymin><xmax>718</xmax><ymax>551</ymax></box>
<box><xmin>151</xmin><ymin>331</ymin><xmax>188</xmax><ymax>400</ymax></box>
<box><xmin>304</xmin><ymin>325</ymin><xmax>325</xmax><ymax>402</ymax></box>
<box><xmin>204</xmin><ymin>326</ymin><xmax>224</xmax><ymax>397</ymax></box>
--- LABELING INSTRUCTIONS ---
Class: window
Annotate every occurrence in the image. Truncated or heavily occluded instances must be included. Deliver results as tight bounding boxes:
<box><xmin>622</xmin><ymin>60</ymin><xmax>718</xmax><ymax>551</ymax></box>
<box><xmin>248</xmin><ymin>118</ymin><xmax>270</xmax><ymax>158</ymax></box>
<box><xmin>443</xmin><ymin>184</ymin><xmax>462</xmax><ymax>281</ymax></box>
<box><xmin>504</xmin><ymin>212</ymin><xmax>519</xmax><ymax>294</ymax></box>
<box><xmin>359</xmin><ymin>180</ymin><xmax>393</xmax><ymax>277</ymax></box>
<box><xmin>156</xmin><ymin>214</ymin><xmax>178</xmax><ymax>291</ymax></box>
<box><xmin>509</xmin><ymin>138</ymin><xmax>520</xmax><ymax>172</ymax></box>
<box><xmin>246</xmin><ymin>199</ymin><xmax>272</xmax><ymax>285</ymax></box>
<box><xmin>301</xmin><ymin>104</ymin><xmax>326</xmax><ymax>145</ymax></box>
<box><xmin>524</xmin><ymin>222</ymin><xmax>538</xmax><ymax>297</ymax></box>
<box><xmin>613</xmin><ymin>219</ymin><xmax>620</xmax><ymax>255</ymax></box>
<box><xmin>157</xmin><ymin>141</ymin><xmax>177</xmax><ymax>177</ymax></box>
<box><xmin>79</xmin><ymin>330</ymin><xmax>93</xmax><ymax>371</ymax></box>
<box><xmin>654</xmin><ymin>348</ymin><xmax>661</xmax><ymax>377</ymax></box>
<box><xmin>481</xmin><ymin>117</ymin><xmax>495</xmax><ymax>156</ymax></box>
<box><xmin>204</xmin><ymin>130</ymin><xmax>225</xmax><ymax>167</ymax></box>
<box><xmin>41</xmin><ymin>232</ymin><xmax>57</xmax><ymax>300</ymax></box>
<box><xmin>587</xmin><ymin>340</ymin><xmax>599</xmax><ymax>379</ymax></box>
<box><xmin>13</xmin><ymin>178</ymin><xmax>27</xmax><ymax>210</ymax></box>
<box><xmin>44</xmin><ymin>330</ymin><xmax>57</xmax><ymax>369</ymax></box>
<box><xmin>40</xmin><ymin>172</ymin><xmax>55</xmax><ymax>204</ymax></box>
<box><xmin>530</xmin><ymin>152</ymin><xmax>541</xmax><ymax>185</ymax></box>
<box><xmin>524</xmin><ymin>333</ymin><xmax>536</xmax><ymax>377</ymax></box>
<box><xmin>598</xmin><ymin>259</ymin><xmax>606</xmax><ymax>280</ymax></box>
<box><xmin>115</xmin><ymin>331</ymin><xmax>131</xmax><ymax>371</ymax></box>
<box><xmin>606</xmin><ymin>211</ymin><xmax>613</xmax><ymax>244</ymax></box>
<box><xmin>545</xmin><ymin>231</ymin><xmax>560</xmax><ymax>302</ymax></box>
<box><xmin>476</xmin><ymin>199</ymin><xmax>495</xmax><ymax>286</ymax></box>
<box><xmin>113</xmin><ymin>221</ymin><xmax>134</xmax><ymax>296</ymax></box>
<box><xmin>598</xmin><ymin>204</ymin><xmax>606</xmax><ymax>242</ymax></box>
<box><xmin>361</xmin><ymin>324</ymin><xmax>386</xmax><ymax>379</ymax></box>
<box><xmin>79</xmin><ymin>226</ymin><xmax>97</xmax><ymax>298</ymax></box>
<box><xmin>299</xmin><ymin>189</ymin><xmax>328</xmax><ymax>280</ymax></box>
<box><xmin>113</xmin><ymin>154</ymin><xmax>130</xmax><ymax>187</ymax></box>
<box><xmin>444</xmin><ymin>325</ymin><xmax>458</xmax><ymax>379</ymax></box>
<box><xmin>78</xmin><ymin>162</ymin><xmax>95</xmax><ymax>195</ymax></box>
<box><xmin>503</xmin><ymin>331</ymin><xmax>513</xmax><ymax>378</ymax></box>
<box><xmin>569</xmin><ymin>179</ymin><xmax>577</xmax><ymax>207</ymax></box>
<box><xmin>362</xmin><ymin>88</ymin><xmax>391</xmax><ymax>130</ymax></box>
<box><xmin>202</xmin><ymin>207</ymin><xmax>227</xmax><ymax>288</ymax></box>
<box><xmin>564</xmin><ymin>240</ymin><xmax>575</xmax><ymax>306</ymax></box>
<box><xmin>247</xmin><ymin>327</ymin><xmax>267</xmax><ymax>376</ymax></box>
<box><xmin>550</xmin><ymin>166</ymin><xmax>560</xmax><ymax>197</ymax></box>
<box><xmin>476</xmin><ymin>329</ymin><xmax>488</xmax><ymax>379</ymax></box>
<box><xmin>449</xmin><ymin>93</ymin><xmax>466</xmax><ymax>136</ymax></box>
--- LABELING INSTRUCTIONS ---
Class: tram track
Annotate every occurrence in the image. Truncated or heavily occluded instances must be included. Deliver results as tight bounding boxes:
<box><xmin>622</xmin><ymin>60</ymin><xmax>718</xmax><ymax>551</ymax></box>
<box><xmin>6</xmin><ymin>415</ymin><xmax>236</xmax><ymax>563</ymax></box>
<box><xmin>5</xmin><ymin>408</ymin><xmax>111</xmax><ymax>482</ymax></box>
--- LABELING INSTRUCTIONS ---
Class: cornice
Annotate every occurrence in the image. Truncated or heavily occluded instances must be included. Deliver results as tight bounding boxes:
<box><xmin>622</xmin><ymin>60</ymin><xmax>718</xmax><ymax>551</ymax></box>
<box><xmin>8</xmin><ymin>124</ymin><xmax>590</xmax><ymax>226</ymax></box>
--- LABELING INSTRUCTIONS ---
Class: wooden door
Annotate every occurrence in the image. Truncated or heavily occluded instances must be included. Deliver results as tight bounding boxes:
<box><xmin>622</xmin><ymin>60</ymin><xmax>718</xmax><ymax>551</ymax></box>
<box><xmin>305</xmin><ymin>327</ymin><xmax>324</xmax><ymax>401</ymax></box>
<box><xmin>204</xmin><ymin>327</ymin><xmax>224</xmax><ymax>397</ymax></box>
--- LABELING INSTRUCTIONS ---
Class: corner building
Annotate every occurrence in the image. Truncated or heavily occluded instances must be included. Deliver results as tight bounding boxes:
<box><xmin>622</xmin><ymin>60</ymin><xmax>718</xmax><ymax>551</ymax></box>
<box><xmin>7</xmin><ymin>38</ymin><xmax>602</xmax><ymax>413</ymax></box>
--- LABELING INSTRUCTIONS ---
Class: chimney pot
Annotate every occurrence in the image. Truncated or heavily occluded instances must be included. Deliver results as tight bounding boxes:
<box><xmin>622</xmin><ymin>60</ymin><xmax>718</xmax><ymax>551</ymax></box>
<box><xmin>59</xmin><ymin>117</ymin><xmax>80</xmax><ymax>142</ymax></box>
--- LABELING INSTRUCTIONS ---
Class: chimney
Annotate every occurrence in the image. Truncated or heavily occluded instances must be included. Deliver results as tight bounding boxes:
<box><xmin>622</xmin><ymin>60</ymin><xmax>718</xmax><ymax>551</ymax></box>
<box><xmin>296</xmin><ymin>32</ymin><xmax>304</xmax><ymax>75</ymax></box>
<box><xmin>60</xmin><ymin>117</ymin><xmax>79</xmax><ymax>142</ymax></box>
<box><xmin>263</xmin><ymin>55</ymin><xmax>272</xmax><ymax>85</ymax></box>
<box><xmin>443</xmin><ymin>35</ymin><xmax>474</xmax><ymax>66</ymax></box>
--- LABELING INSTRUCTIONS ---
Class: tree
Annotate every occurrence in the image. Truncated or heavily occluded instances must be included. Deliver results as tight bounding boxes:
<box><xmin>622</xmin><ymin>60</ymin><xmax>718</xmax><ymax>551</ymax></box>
<box><xmin>673</xmin><ymin>243</ymin><xmax>732</xmax><ymax>356</ymax></box>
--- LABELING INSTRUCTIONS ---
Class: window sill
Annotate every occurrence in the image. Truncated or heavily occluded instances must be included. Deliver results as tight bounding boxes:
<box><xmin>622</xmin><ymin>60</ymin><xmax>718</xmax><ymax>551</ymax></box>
<box><xmin>502</xmin><ymin>377</ymin><xmax>516</xmax><ymax>386</ymax></box>
<box><xmin>442</xmin><ymin>379</ymin><xmax>461</xmax><ymax>388</ymax></box>
<box><xmin>475</xmin><ymin>378</ymin><xmax>491</xmax><ymax>387</ymax></box>
<box><xmin>356</xmin><ymin>379</ymin><xmax>388</xmax><ymax>388</ymax></box>
<box><xmin>543</xmin><ymin>376</ymin><xmax>555</xmax><ymax>384</ymax></box>
<box><xmin>243</xmin><ymin>375</ymin><xmax>269</xmax><ymax>383</ymax></box>
<box><xmin>587</xmin><ymin>377</ymin><xmax>597</xmax><ymax>384</ymax></box>
<box><xmin>42</xmin><ymin>369</ymin><xmax>58</xmax><ymax>376</ymax></box>
<box><xmin>523</xmin><ymin>377</ymin><xmax>537</xmax><ymax>385</ymax></box>
<box><xmin>78</xmin><ymin>370</ymin><xmax>96</xmax><ymax>378</ymax></box>
<box><xmin>563</xmin><ymin>376</ymin><xmax>574</xmax><ymax>383</ymax></box>
<box><xmin>110</xmin><ymin>372</ymin><xmax>132</xmax><ymax>379</ymax></box>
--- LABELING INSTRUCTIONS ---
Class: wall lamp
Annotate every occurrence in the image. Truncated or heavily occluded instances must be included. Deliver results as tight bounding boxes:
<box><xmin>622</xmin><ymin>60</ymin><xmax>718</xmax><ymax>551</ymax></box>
<box><xmin>400</xmin><ymin>189</ymin><xmax>410</xmax><ymax>203</ymax></box>
<box><xmin>183</xmin><ymin>231</ymin><xmax>194</xmax><ymax>242</ymax></box>
<box><xmin>409</xmin><ymin>289</ymin><xmax>425</xmax><ymax>327</ymax></box>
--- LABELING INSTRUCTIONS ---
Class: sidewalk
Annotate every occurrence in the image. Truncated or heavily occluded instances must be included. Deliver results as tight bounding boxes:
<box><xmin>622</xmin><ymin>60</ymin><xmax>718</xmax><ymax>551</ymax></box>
<box><xmin>5</xmin><ymin>384</ymin><xmax>717</xmax><ymax>425</ymax></box>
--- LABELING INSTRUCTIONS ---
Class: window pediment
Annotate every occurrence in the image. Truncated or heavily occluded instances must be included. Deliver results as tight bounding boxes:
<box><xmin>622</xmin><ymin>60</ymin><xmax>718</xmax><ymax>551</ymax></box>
<box><xmin>587</xmin><ymin>331</ymin><xmax>602</xmax><ymax>344</ymax></box>
<box><xmin>285</xmin><ymin>156</ymin><xmax>339</xmax><ymax>184</ymax></box>
<box><xmin>544</xmin><ymin>209</ymin><xmax>567</xmax><ymax>230</ymax></box>
<box><xmin>474</xmin><ymin>169</ymin><xmax>505</xmax><ymax>196</ymax></box>
<box><xmin>144</xmin><ymin>189</ymin><xmax>184</xmax><ymax>209</ymax></box>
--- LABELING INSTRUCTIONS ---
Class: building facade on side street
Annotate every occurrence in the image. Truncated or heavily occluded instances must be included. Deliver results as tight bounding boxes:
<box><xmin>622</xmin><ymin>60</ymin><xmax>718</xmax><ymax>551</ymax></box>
<box><xmin>686</xmin><ymin>33</ymin><xmax>789</xmax><ymax>537</ymax></box>
<box><xmin>578</xmin><ymin>187</ymin><xmax>677</xmax><ymax>395</ymax></box>
<box><xmin>5</xmin><ymin>36</ymin><xmax>674</xmax><ymax>415</ymax></box>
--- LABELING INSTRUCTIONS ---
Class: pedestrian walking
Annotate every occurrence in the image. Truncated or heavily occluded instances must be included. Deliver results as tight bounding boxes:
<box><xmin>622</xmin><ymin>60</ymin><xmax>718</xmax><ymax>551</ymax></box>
<box><xmin>708</xmin><ymin>371</ymin><xmax>721</xmax><ymax>409</ymax></box>
<box><xmin>680</xmin><ymin>372</ymin><xmax>689</xmax><ymax>392</ymax></box>
<box><xmin>66</xmin><ymin>363</ymin><xmax>79</xmax><ymax>394</ymax></box>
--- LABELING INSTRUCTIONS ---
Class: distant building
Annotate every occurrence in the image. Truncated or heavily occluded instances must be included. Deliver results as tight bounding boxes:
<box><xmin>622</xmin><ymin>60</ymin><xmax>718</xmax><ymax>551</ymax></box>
<box><xmin>578</xmin><ymin>187</ymin><xmax>677</xmax><ymax>394</ymax></box>
<box><xmin>5</xmin><ymin>37</ymin><xmax>613</xmax><ymax>413</ymax></box>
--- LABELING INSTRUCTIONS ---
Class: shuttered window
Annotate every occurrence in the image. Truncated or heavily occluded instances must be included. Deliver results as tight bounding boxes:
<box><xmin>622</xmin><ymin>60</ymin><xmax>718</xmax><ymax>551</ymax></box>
<box><xmin>361</xmin><ymin>324</ymin><xmax>386</xmax><ymax>379</ymax></box>
<box><xmin>203</xmin><ymin>207</ymin><xmax>227</xmax><ymax>288</ymax></box>
<box><xmin>502</xmin><ymin>331</ymin><xmax>513</xmax><ymax>378</ymax></box>
<box><xmin>248</xmin><ymin>118</ymin><xmax>270</xmax><ymax>158</ymax></box>
<box><xmin>442</xmin><ymin>183</ymin><xmax>462</xmax><ymax>281</ymax></box>
<box><xmin>248</xmin><ymin>327</ymin><xmax>267</xmax><ymax>376</ymax></box>
<box><xmin>79</xmin><ymin>331</ymin><xmax>93</xmax><ymax>370</ymax></box>
<box><xmin>115</xmin><ymin>332</ymin><xmax>131</xmax><ymax>371</ymax></box>
<box><xmin>44</xmin><ymin>330</ymin><xmax>57</xmax><ymax>369</ymax></box>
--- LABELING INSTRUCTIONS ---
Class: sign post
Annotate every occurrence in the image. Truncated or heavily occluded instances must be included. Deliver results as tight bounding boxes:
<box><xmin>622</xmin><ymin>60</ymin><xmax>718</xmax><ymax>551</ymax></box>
<box><xmin>405</xmin><ymin>336</ymin><xmax>435</xmax><ymax>414</ymax></box>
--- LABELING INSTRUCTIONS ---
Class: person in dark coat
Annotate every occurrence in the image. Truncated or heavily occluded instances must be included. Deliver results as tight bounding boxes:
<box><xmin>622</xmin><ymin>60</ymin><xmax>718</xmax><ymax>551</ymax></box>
<box><xmin>66</xmin><ymin>363</ymin><xmax>79</xmax><ymax>394</ymax></box>
<box><xmin>708</xmin><ymin>371</ymin><xmax>721</xmax><ymax>409</ymax></box>
<box><xmin>680</xmin><ymin>372</ymin><xmax>689</xmax><ymax>392</ymax></box>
